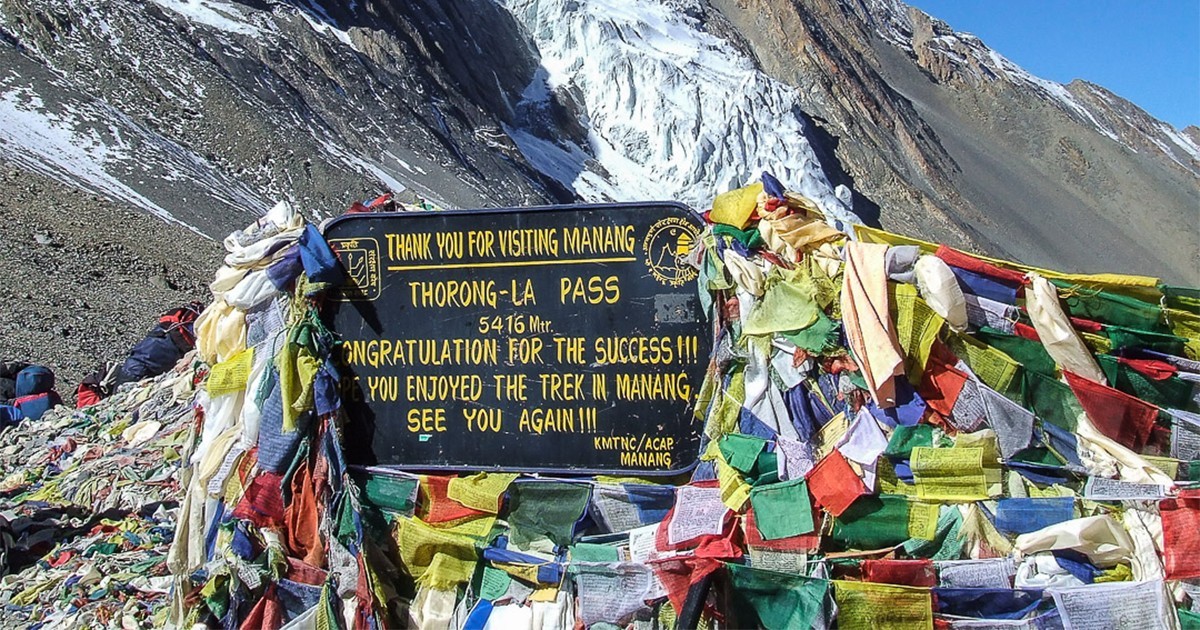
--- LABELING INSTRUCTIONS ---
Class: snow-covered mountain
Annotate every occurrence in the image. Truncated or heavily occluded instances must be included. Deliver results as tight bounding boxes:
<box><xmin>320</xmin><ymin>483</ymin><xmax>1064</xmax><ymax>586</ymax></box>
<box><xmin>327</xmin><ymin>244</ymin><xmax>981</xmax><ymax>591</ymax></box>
<box><xmin>500</xmin><ymin>0</ymin><xmax>855</xmax><ymax>225</ymax></box>
<box><xmin>0</xmin><ymin>0</ymin><xmax>1195</xmax><ymax>267</ymax></box>
<box><xmin>0</xmin><ymin>0</ymin><xmax>575</xmax><ymax>236</ymax></box>
<box><xmin>5</xmin><ymin>0</ymin><xmax>1197</xmax><ymax>388</ymax></box>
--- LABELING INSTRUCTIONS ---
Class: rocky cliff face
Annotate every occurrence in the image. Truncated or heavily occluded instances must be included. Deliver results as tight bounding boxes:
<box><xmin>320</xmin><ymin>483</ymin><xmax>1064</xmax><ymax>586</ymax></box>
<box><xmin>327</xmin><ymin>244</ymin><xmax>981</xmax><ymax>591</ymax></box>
<box><xmin>0</xmin><ymin>0</ymin><xmax>581</xmax><ymax>388</ymax></box>
<box><xmin>0</xmin><ymin>0</ymin><xmax>576</xmax><ymax>237</ymax></box>
<box><xmin>707</xmin><ymin>0</ymin><xmax>1198</xmax><ymax>281</ymax></box>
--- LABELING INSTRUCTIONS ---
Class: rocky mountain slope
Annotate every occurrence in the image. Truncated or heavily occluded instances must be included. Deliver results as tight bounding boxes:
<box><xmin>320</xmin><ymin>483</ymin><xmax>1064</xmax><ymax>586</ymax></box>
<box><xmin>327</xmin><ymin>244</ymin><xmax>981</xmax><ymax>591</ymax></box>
<box><xmin>704</xmin><ymin>0</ymin><xmax>1199</xmax><ymax>280</ymax></box>
<box><xmin>0</xmin><ymin>0</ymin><xmax>1196</xmax><ymax>391</ymax></box>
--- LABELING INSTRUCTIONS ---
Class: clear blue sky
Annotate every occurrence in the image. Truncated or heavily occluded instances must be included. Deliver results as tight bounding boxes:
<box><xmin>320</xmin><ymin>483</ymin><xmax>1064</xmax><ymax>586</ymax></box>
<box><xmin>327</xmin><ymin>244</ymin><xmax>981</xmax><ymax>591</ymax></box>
<box><xmin>907</xmin><ymin>1</ymin><xmax>1199</xmax><ymax>129</ymax></box>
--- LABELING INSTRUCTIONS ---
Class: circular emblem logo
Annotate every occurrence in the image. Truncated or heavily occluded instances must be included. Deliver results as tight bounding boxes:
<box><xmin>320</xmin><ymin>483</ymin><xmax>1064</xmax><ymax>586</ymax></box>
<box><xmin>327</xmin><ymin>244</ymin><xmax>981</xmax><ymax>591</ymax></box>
<box><xmin>643</xmin><ymin>217</ymin><xmax>700</xmax><ymax>287</ymax></box>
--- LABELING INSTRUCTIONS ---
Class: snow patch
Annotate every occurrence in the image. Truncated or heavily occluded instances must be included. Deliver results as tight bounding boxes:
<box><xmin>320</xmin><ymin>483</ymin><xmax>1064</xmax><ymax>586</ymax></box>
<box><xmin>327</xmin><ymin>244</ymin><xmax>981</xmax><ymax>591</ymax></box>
<box><xmin>0</xmin><ymin>88</ymin><xmax>205</xmax><ymax>236</ymax></box>
<box><xmin>294</xmin><ymin>1</ymin><xmax>361</xmax><ymax>52</ymax></box>
<box><xmin>319</xmin><ymin>139</ymin><xmax>410</xmax><ymax>196</ymax></box>
<box><xmin>150</xmin><ymin>0</ymin><xmax>263</xmax><ymax>36</ymax></box>
<box><xmin>1158</xmin><ymin>123</ymin><xmax>1200</xmax><ymax>164</ymax></box>
<box><xmin>502</xmin><ymin>0</ymin><xmax>855</xmax><ymax>227</ymax></box>
<box><xmin>980</xmin><ymin>49</ymin><xmax>1120</xmax><ymax>142</ymax></box>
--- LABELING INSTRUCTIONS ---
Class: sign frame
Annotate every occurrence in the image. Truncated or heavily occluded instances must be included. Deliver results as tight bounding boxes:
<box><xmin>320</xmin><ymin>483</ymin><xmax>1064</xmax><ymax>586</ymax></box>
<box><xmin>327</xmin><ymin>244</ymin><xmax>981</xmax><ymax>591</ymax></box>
<box><xmin>324</xmin><ymin>202</ymin><xmax>711</xmax><ymax>476</ymax></box>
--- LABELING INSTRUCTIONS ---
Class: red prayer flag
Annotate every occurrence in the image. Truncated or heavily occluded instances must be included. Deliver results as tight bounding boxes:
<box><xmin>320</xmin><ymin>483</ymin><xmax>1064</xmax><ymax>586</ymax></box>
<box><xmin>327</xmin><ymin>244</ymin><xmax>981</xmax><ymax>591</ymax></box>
<box><xmin>655</xmin><ymin>501</ymin><xmax>738</xmax><ymax>556</ymax></box>
<box><xmin>232</xmin><ymin>471</ymin><xmax>286</xmax><ymax>529</ymax></box>
<box><xmin>1160</xmin><ymin>497</ymin><xmax>1200</xmax><ymax>580</ymax></box>
<box><xmin>1013</xmin><ymin>322</ymin><xmax>1040</xmax><ymax>342</ymax></box>
<box><xmin>745</xmin><ymin>505</ymin><xmax>821</xmax><ymax>552</ymax></box>
<box><xmin>1064</xmin><ymin>370</ymin><xmax>1158</xmax><ymax>452</ymax></box>
<box><xmin>240</xmin><ymin>584</ymin><xmax>284</xmax><ymax>630</ymax></box>
<box><xmin>935</xmin><ymin>245</ymin><xmax>1027</xmax><ymax>286</ymax></box>
<box><xmin>805</xmin><ymin>450</ymin><xmax>868</xmax><ymax>517</ymax></box>
<box><xmin>1068</xmin><ymin>316</ymin><xmax>1105</xmax><ymax>333</ymax></box>
<box><xmin>286</xmin><ymin>558</ymin><xmax>329</xmax><ymax>586</ymax></box>
<box><xmin>284</xmin><ymin>458</ymin><xmax>325</xmax><ymax>568</ymax></box>
<box><xmin>419</xmin><ymin>475</ymin><xmax>490</xmax><ymax>523</ymax></box>
<box><xmin>651</xmin><ymin>557</ymin><xmax>722</xmax><ymax>615</ymax></box>
<box><xmin>1117</xmin><ymin>356</ymin><xmax>1178</xmax><ymax>381</ymax></box>
<box><xmin>861</xmin><ymin>559</ymin><xmax>937</xmax><ymax>587</ymax></box>
<box><xmin>918</xmin><ymin>341</ymin><xmax>969</xmax><ymax>418</ymax></box>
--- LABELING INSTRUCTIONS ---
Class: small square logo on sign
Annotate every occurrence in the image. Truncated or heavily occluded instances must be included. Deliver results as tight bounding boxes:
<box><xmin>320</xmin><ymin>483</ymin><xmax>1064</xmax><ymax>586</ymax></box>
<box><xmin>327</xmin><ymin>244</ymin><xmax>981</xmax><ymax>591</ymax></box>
<box><xmin>330</xmin><ymin>237</ymin><xmax>381</xmax><ymax>301</ymax></box>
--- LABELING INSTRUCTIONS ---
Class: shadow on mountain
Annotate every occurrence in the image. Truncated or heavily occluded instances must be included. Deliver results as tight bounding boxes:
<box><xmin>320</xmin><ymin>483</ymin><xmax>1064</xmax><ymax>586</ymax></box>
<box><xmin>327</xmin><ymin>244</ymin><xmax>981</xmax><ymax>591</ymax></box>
<box><xmin>801</xmin><ymin>111</ymin><xmax>883</xmax><ymax>228</ymax></box>
<box><xmin>265</xmin><ymin>0</ymin><xmax>584</xmax><ymax>202</ymax></box>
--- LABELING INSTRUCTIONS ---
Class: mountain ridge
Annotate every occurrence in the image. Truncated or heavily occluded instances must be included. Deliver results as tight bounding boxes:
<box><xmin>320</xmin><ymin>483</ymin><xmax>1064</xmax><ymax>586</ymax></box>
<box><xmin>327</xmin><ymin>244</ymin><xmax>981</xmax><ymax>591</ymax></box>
<box><xmin>0</xmin><ymin>0</ymin><xmax>1195</xmax><ymax>391</ymax></box>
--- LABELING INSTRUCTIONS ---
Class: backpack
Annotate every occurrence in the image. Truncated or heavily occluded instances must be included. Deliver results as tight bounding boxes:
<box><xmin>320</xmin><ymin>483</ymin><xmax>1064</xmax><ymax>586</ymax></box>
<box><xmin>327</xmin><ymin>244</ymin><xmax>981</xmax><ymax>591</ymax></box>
<box><xmin>114</xmin><ymin>303</ymin><xmax>203</xmax><ymax>387</ymax></box>
<box><xmin>15</xmin><ymin>366</ymin><xmax>54</xmax><ymax>398</ymax></box>
<box><xmin>158</xmin><ymin>302</ymin><xmax>204</xmax><ymax>348</ymax></box>
<box><xmin>13</xmin><ymin>391</ymin><xmax>60</xmax><ymax>421</ymax></box>
<box><xmin>76</xmin><ymin>362</ymin><xmax>120</xmax><ymax>409</ymax></box>
<box><xmin>0</xmin><ymin>405</ymin><xmax>22</xmax><ymax>428</ymax></box>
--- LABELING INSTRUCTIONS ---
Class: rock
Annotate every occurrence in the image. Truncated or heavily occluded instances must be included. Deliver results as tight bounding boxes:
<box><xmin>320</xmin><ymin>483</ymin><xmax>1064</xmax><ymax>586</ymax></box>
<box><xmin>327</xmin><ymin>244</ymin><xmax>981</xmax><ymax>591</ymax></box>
<box><xmin>32</xmin><ymin>231</ymin><xmax>53</xmax><ymax>245</ymax></box>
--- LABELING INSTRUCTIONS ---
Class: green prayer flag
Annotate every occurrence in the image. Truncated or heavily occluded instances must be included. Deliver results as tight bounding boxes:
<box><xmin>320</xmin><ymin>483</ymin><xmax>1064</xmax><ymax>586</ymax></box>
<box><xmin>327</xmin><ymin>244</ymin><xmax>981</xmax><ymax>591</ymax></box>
<box><xmin>829</xmin><ymin>494</ymin><xmax>911</xmax><ymax>550</ymax></box>
<box><xmin>884</xmin><ymin>425</ymin><xmax>933</xmax><ymax>460</ymax></box>
<box><xmin>1103</xmin><ymin>325</ymin><xmax>1187</xmax><ymax>356</ymax></box>
<box><xmin>712</xmin><ymin>224</ymin><xmax>766</xmax><ymax>249</ymax></box>
<box><xmin>719</xmin><ymin>434</ymin><xmax>768</xmax><ymax>473</ymax></box>
<box><xmin>1162</xmin><ymin>285</ymin><xmax>1200</xmax><ymax>312</ymax></box>
<box><xmin>1179</xmin><ymin>608</ymin><xmax>1200</xmax><ymax>630</ymax></box>
<box><xmin>507</xmin><ymin>481</ymin><xmax>591</xmax><ymax>548</ymax></box>
<box><xmin>479</xmin><ymin>566</ymin><xmax>512</xmax><ymax>601</ymax></box>
<box><xmin>779</xmin><ymin>310</ymin><xmax>841</xmax><ymax>354</ymax></box>
<box><xmin>1097</xmin><ymin>354</ymin><xmax>1193</xmax><ymax>409</ymax></box>
<box><xmin>571</xmin><ymin>542</ymin><xmax>621</xmax><ymax>563</ymax></box>
<box><xmin>1052</xmin><ymin>281</ymin><xmax>1166</xmax><ymax>332</ymax></box>
<box><xmin>749</xmin><ymin>478</ymin><xmax>814</xmax><ymax>540</ymax></box>
<box><xmin>359</xmin><ymin>472</ymin><xmax>419</xmax><ymax>513</ymax></box>
<box><xmin>976</xmin><ymin>328</ymin><xmax>1059</xmax><ymax>378</ymax></box>
<box><xmin>903</xmin><ymin>505</ymin><xmax>966</xmax><ymax>560</ymax></box>
<box><xmin>746</xmin><ymin>451</ymin><xmax>780</xmax><ymax>487</ymax></box>
<box><xmin>743</xmin><ymin>268</ymin><xmax>822</xmax><ymax>335</ymax></box>
<box><xmin>1025</xmin><ymin>370</ymin><xmax>1082</xmax><ymax>432</ymax></box>
<box><xmin>726</xmin><ymin>563</ymin><xmax>828</xmax><ymax>630</ymax></box>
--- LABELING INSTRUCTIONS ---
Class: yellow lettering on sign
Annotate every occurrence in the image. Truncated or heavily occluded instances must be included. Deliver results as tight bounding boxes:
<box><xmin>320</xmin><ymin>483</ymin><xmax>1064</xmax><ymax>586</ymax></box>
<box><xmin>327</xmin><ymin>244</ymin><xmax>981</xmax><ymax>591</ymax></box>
<box><xmin>538</xmin><ymin>373</ymin><xmax>586</xmax><ymax>401</ymax></box>
<box><xmin>593</xmin><ymin>336</ymin><xmax>675</xmax><ymax>365</ymax></box>
<box><xmin>561</xmin><ymin>225</ymin><xmax>637</xmax><ymax>256</ymax></box>
<box><xmin>559</xmin><ymin>276</ymin><xmax>620</xmax><ymax>304</ymax></box>
<box><xmin>406</xmin><ymin>408</ymin><xmax>446</xmax><ymax>433</ymax></box>
<box><xmin>518</xmin><ymin>407</ymin><xmax>597</xmax><ymax>434</ymax></box>
<box><xmin>506</xmin><ymin>337</ymin><xmax>545</xmax><ymax>364</ymax></box>
<box><xmin>386</xmin><ymin>232</ymin><xmax>433</xmax><ymax>261</ymax></box>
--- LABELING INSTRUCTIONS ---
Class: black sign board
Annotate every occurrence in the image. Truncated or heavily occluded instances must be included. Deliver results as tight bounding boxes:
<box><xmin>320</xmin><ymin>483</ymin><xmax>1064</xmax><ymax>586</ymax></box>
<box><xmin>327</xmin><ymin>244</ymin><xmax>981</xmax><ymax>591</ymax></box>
<box><xmin>325</xmin><ymin>203</ymin><xmax>710</xmax><ymax>474</ymax></box>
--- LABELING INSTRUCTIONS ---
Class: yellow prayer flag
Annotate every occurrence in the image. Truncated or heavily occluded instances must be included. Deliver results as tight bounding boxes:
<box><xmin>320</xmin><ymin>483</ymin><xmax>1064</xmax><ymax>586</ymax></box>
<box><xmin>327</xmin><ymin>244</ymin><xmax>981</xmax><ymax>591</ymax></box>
<box><xmin>394</xmin><ymin>517</ymin><xmax>486</xmax><ymax>586</ymax></box>
<box><xmin>817</xmin><ymin>412</ymin><xmax>849</xmax><ymax>459</ymax></box>
<box><xmin>492</xmin><ymin>561</ymin><xmax>548</xmax><ymax>584</ymax></box>
<box><xmin>716</xmin><ymin>454</ymin><xmax>751</xmax><ymax>512</ymax></box>
<box><xmin>877</xmin><ymin>459</ymin><xmax>919</xmax><ymax>497</ymax></box>
<box><xmin>447</xmin><ymin>473</ymin><xmax>519</xmax><ymax>514</ymax></box>
<box><xmin>206</xmin><ymin>347</ymin><xmax>254</xmax><ymax>397</ymax></box>
<box><xmin>423</xmin><ymin>553</ymin><xmax>477</xmax><ymax>590</ymax></box>
<box><xmin>906</xmin><ymin>500</ymin><xmax>940</xmax><ymax>541</ymax></box>
<box><xmin>911</xmin><ymin>447</ymin><xmax>989</xmax><ymax>502</ymax></box>
<box><xmin>833</xmin><ymin>580</ymin><xmax>933</xmax><ymax>630</ymax></box>
<box><xmin>945</xmin><ymin>333</ymin><xmax>1020</xmax><ymax>394</ymax></box>
<box><xmin>529</xmin><ymin>586</ymin><xmax>560</xmax><ymax>602</ymax></box>
<box><xmin>709</xmin><ymin>183</ymin><xmax>763</xmax><ymax>229</ymax></box>
<box><xmin>1143</xmin><ymin>455</ymin><xmax>1180</xmax><ymax>480</ymax></box>
<box><xmin>890</xmin><ymin>283</ymin><xmax>944</xmax><ymax>384</ymax></box>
